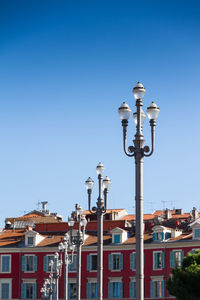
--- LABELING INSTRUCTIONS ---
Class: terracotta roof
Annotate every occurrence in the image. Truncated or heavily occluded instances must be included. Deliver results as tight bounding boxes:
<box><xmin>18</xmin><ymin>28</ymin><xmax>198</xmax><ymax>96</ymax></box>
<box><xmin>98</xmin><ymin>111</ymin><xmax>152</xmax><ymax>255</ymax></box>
<box><xmin>83</xmin><ymin>209</ymin><xmax>125</xmax><ymax>215</ymax></box>
<box><xmin>0</xmin><ymin>229</ymin><xmax>25</xmax><ymax>247</ymax></box>
<box><xmin>121</xmin><ymin>214</ymin><xmax>155</xmax><ymax>221</ymax></box>
<box><xmin>171</xmin><ymin>213</ymin><xmax>191</xmax><ymax>219</ymax></box>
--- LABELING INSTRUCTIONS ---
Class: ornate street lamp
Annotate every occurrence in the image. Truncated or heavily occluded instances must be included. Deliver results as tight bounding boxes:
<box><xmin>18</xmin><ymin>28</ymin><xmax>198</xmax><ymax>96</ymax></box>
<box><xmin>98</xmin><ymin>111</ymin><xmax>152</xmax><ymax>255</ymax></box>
<box><xmin>85</xmin><ymin>163</ymin><xmax>111</xmax><ymax>300</ymax></box>
<box><xmin>68</xmin><ymin>204</ymin><xmax>87</xmax><ymax>300</ymax></box>
<box><xmin>40</xmin><ymin>259</ymin><xmax>56</xmax><ymax>300</ymax></box>
<box><xmin>54</xmin><ymin>252</ymin><xmax>63</xmax><ymax>300</ymax></box>
<box><xmin>58</xmin><ymin>233</ymin><xmax>75</xmax><ymax>300</ymax></box>
<box><xmin>118</xmin><ymin>82</ymin><xmax>160</xmax><ymax>300</ymax></box>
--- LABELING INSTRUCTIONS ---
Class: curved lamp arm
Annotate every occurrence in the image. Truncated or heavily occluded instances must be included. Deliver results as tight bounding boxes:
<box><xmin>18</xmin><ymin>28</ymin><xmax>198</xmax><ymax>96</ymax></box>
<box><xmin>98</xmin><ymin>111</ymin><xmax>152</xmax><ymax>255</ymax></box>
<box><xmin>144</xmin><ymin>119</ymin><xmax>156</xmax><ymax>157</ymax></box>
<box><xmin>122</xmin><ymin>120</ymin><xmax>135</xmax><ymax>157</ymax></box>
<box><xmin>87</xmin><ymin>189</ymin><xmax>97</xmax><ymax>215</ymax></box>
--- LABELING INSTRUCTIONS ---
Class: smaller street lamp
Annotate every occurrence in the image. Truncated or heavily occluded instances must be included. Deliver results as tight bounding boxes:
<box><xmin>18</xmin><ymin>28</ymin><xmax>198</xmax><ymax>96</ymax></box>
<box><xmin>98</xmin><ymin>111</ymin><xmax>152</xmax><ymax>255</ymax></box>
<box><xmin>85</xmin><ymin>162</ymin><xmax>111</xmax><ymax>300</ymax></box>
<box><xmin>41</xmin><ymin>259</ymin><xmax>56</xmax><ymax>300</ymax></box>
<box><xmin>58</xmin><ymin>233</ymin><xmax>75</xmax><ymax>300</ymax></box>
<box><xmin>54</xmin><ymin>252</ymin><xmax>63</xmax><ymax>300</ymax></box>
<box><xmin>68</xmin><ymin>204</ymin><xmax>87</xmax><ymax>300</ymax></box>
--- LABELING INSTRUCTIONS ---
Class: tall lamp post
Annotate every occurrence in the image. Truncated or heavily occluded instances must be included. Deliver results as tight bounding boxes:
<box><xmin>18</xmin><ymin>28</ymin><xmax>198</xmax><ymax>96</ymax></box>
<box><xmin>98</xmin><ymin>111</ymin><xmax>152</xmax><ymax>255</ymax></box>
<box><xmin>85</xmin><ymin>163</ymin><xmax>111</xmax><ymax>300</ymax></box>
<box><xmin>58</xmin><ymin>233</ymin><xmax>75</xmax><ymax>300</ymax></box>
<box><xmin>54</xmin><ymin>252</ymin><xmax>63</xmax><ymax>300</ymax></box>
<box><xmin>68</xmin><ymin>204</ymin><xmax>87</xmax><ymax>300</ymax></box>
<box><xmin>118</xmin><ymin>82</ymin><xmax>160</xmax><ymax>300</ymax></box>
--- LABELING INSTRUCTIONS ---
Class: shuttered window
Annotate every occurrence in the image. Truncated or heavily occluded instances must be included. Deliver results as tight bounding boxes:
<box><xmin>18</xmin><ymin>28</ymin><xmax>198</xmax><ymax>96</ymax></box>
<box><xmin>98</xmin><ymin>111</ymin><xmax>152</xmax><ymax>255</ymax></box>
<box><xmin>108</xmin><ymin>253</ymin><xmax>123</xmax><ymax>271</ymax></box>
<box><xmin>1</xmin><ymin>256</ymin><xmax>11</xmax><ymax>273</ymax></box>
<box><xmin>150</xmin><ymin>280</ymin><xmax>164</xmax><ymax>298</ymax></box>
<box><xmin>22</xmin><ymin>255</ymin><xmax>37</xmax><ymax>272</ymax></box>
<box><xmin>21</xmin><ymin>282</ymin><xmax>37</xmax><ymax>299</ymax></box>
<box><xmin>170</xmin><ymin>250</ymin><xmax>184</xmax><ymax>268</ymax></box>
<box><xmin>108</xmin><ymin>282</ymin><xmax>123</xmax><ymax>298</ymax></box>
<box><xmin>153</xmin><ymin>252</ymin><xmax>165</xmax><ymax>269</ymax></box>
<box><xmin>87</xmin><ymin>282</ymin><xmax>97</xmax><ymax>298</ymax></box>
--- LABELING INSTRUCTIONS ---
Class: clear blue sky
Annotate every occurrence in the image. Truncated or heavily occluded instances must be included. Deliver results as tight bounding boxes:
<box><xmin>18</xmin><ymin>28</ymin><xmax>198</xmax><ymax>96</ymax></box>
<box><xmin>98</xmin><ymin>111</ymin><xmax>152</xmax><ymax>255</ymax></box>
<box><xmin>0</xmin><ymin>0</ymin><xmax>200</xmax><ymax>227</ymax></box>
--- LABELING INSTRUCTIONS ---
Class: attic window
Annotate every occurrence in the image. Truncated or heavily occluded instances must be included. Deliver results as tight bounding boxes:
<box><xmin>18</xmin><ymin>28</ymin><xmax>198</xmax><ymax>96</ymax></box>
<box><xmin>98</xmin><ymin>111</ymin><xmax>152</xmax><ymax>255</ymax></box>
<box><xmin>114</xmin><ymin>234</ymin><xmax>120</xmax><ymax>244</ymax></box>
<box><xmin>27</xmin><ymin>237</ymin><xmax>34</xmax><ymax>246</ymax></box>
<box><xmin>153</xmin><ymin>232</ymin><xmax>164</xmax><ymax>241</ymax></box>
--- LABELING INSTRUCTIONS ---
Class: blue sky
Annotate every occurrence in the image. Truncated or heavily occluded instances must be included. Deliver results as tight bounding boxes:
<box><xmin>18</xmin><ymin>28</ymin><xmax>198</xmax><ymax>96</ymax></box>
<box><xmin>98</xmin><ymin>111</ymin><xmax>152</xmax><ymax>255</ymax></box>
<box><xmin>0</xmin><ymin>0</ymin><xmax>200</xmax><ymax>227</ymax></box>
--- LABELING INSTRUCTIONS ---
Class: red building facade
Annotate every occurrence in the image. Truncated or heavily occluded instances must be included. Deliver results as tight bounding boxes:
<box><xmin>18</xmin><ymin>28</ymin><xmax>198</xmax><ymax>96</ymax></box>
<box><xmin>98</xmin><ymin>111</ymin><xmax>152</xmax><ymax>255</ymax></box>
<box><xmin>0</xmin><ymin>207</ymin><xmax>200</xmax><ymax>300</ymax></box>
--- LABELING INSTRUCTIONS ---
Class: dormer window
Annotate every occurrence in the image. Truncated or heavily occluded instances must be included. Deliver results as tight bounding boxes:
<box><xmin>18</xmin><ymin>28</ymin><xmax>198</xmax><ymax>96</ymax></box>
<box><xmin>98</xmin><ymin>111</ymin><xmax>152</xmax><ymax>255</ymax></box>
<box><xmin>154</xmin><ymin>232</ymin><xmax>163</xmax><ymax>241</ymax></box>
<box><xmin>27</xmin><ymin>237</ymin><xmax>34</xmax><ymax>246</ymax></box>
<box><xmin>111</xmin><ymin>227</ymin><xmax>128</xmax><ymax>244</ymax></box>
<box><xmin>114</xmin><ymin>234</ymin><xmax>120</xmax><ymax>244</ymax></box>
<box><xmin>194</xmin><ymin>228</ymin><xmax>200</xmax><ymax>238</ymax></box>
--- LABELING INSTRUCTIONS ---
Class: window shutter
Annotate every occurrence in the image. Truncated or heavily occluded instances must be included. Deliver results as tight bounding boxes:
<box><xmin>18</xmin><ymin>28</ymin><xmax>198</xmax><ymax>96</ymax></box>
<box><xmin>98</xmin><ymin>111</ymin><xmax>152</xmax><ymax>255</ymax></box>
<box><xmin>161</xmin><ymin>232</ymin><xmax>164</xmax><ymax>240</ymax></box>
<box><xmin>150</xmin><ymin>281</ymin><xmax>155</xmax><ymax>298</ymax></box>
<box><xmin>162</xmin><ymin>252</ymin><xmax>165</xmax><ymax>268</ymax></box>
<box><xmin>87</xmin><ymin>282</ymin><xmax>91</xmax><ymax>299</ymax></box>
<box><xmin>108</xmin><ymin>282</ymin><xmax>113</xmax><ymax>298</ymax></box>
<box><xmin>170</xmin><ymin>251</ymin><xmax>174</xmax><ymax>268</ymax></box>
<box><xmin>87</xmin><ymin>255</ymin><xmax>91</xmax><ymax>271</ymax></box>
<box><xmin>161</xmin><ymin>281</ymin><xmax>164</xmax><ymax>297</ymax></box>
<box><xmin>2</xmin><ymin>256</ymin><xmax>10</xmax><ymax>272</ymax></box>
<box><xmin>152</xmin><ymin>232</ymin><xmax>156</xmax><ymax>241</ymax></box>
<box><xmin>130</xmin><ymin>253</ymin><xmax>134</xmax><ymax>270</ymax></box>
<box><xmin>22</xmin><ymin>256</ymin><xmax>26</xmax><ymax>272</ymax></box>
<box><xmin>108</xmin><ymin>254</ymin><xmax>112</xmax><ymax>270</ymax></box>
<box><xmin>119</xmin><ymin>254</ymin><xmax>123</xmax><ymax>270</ymax></box>
<box><xmin>43</xmin><ymin>256</ymin><xmax>48</xmax><ymax>272</ymax></box>
<box><xmin>2</xmin><ymin>283</ymin><xmax>9</xmax><ymax>299</ymax></box>
<box><xmin>181</xmin><ymin>250</ymin><xmax>184</xmax><ymax>264</ymax></box>
<box><xmin>34</xmin><ymin>255</ymin><xmax>38</xmax><ymax>271</ymax></box>
<box><xmin>21</xmin><ymin>283</ymin><xmax>26</xmax><ymax>299</ymax></box>
<box><xmin>33</xmin><ymin>283</ymin><xmax>37</xmax><ymax>299</ymax></box>
<box><xmin>153</xmin><ymin>253</ymin><xmax>156</xmax><ymax>269</ymax></box>
<box><xmin>119</xmin><ymin>282</ymin><xmax>123</xmax><ymax>298</ymax></box>
<box><xmin>129</xmin><ymin>281</ymin><xmax>134</xmax><ymax>298</ymax></box>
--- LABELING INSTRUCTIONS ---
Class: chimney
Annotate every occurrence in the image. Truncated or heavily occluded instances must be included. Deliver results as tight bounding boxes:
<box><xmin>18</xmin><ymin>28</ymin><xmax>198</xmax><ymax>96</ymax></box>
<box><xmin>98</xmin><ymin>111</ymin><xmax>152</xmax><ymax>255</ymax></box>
<box><xmin>192</xmin><ymin>207</ymin><xmax>198</xmax><ymax>220</ymax></box>
<box><xmin>41</xmin><ymin>201</ymin><xmax>48</xmax><ymax>213</ymax></box>
<box><xmin>165</xmin><ymin>208</ymin><xmax>172</xmax><ymax>220</ymax></box>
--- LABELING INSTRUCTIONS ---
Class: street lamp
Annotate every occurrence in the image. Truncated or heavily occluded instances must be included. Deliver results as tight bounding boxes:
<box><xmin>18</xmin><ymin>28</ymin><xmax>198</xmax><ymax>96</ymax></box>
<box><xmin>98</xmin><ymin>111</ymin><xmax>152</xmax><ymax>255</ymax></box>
<box><xmin>54</xmin><ymin>252</ymin><xmax>63</xmax><ymax>300</ymax></box>
<box><xmin>85</xmin><ymin>163</ymin><xmax>111</xmax><ymax>300</ymax></box>
<box><xmin>58</xmin><ymin>233</ymin><xmax>75</xmax><ymax>300</ymax></box>
<box><xmin>118</xmin><ymin>82</ymin><xmax>160</xmax><ymax>300</ymax></box>
<box><xmin>40</xmin><ymin>259</ymin><xmax>55</xmax><ymax>300</ymax></box>
<box><xmin>68</xmin><ymin>204</ymin><xmax>87</xmax><ymax>300</ymax></box>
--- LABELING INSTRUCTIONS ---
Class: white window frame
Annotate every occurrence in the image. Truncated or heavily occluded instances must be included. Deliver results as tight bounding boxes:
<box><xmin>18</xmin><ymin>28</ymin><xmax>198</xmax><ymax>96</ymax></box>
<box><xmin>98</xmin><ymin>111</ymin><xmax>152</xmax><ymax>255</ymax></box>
<box><xmin>0</xmin><ymin>279</ymin><xmax>12</xmax><ymax>299</ymax></box>
<box><xmin>90</xmin><ymin>254</ymin><xmax>98</xmax><ymax>271</ymax></box>
<box><xmin>1</xmin><ymin>255</ymin><xmax>11</xmax><ymax>273</ymax></box>
<box><xmin>24</xmin><ymin>255</ymin><xmax>35</xmax><ymax>273</ymax></box>
<box><xmin>68</xmin><ymin>254</ymin><xmax>77</xmax><ymax>272</ymax></box>
<box><xmin>172</xmin><ymin>249</ymin><xmax>182</xmax><ymax>267</ymax></box>
<box><xmin>45</xmin><ymin>255</ymin><xmax>56</xmax><ymax>273</ymax></box>
<box><xmin>111</xmin><ymin>253</ymin><xmax>121</xmax><ymax>271</ymax></box>
<box><xmin>153</xmin><ymin>251</ymin><xmax>163</xmax><ymax>270</ymax></box>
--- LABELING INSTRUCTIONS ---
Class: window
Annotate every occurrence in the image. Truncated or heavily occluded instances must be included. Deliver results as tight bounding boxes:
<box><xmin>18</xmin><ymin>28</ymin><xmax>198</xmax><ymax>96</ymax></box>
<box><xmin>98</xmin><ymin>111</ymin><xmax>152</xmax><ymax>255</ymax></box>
<box><xmin>87</xmin><ymin>254</ymin><xmax>97</xmax><ymax>271</ymax></box>
<box><xmin>69</xmin><ymin>254</ymin><xmax>77</xmax><ymax>272</ymax></box>
<box><xmin>0</xmin><ymin>281</ymin><xmax>11</xmax><ymax>299</ymax></box>
<box><xmin>22</xmin><ymin>255</ymin><xmax>37</xmax><ymax>272</ymax></box>
<box><xmin>109</xmin><ymin>253</ymin><xmax>123</xmax><ymax>271</ymax></box>
<box><xmin>194</xmin><ymin>229</ymin><xmax>200</xmax><ymax>238</ymax></box>
<box><xmin>44</xmin><ymin>255</ymin><xmax>56</xmax><ymax>272</ymax></box>
<box><xmin>150</xmin><ymin>280</ymin><xmax>164</xmax><ymax>298</ymax></box>
<box><xmin>129</xmin><ymin>281</ymin><xmax>136</xmax><ymax>298</ymax></box>
<box><xmin>108</xmin><ymin>282</ymin><xmax>123</xmax><ymax>299</ymax></box>
<box><xmin>153</xmin><ymin>252</ymin><xmax>164</xmax><ymax>269</ymax></box>
<box><xmin>68</xmin><ymin>283</ymin><xmax>76</xmax><ymax>299</ymax></box>
<box><xmin>27</xmin><ymin>237</ymin><xmax>34</xmax><ymax>246</ymax></box>
<box><xmin>130</xmin><ymin>253</ymin><xmax>136</xmax><ymax>270</ymax></box>
<box><xmin>21</xmin><ymin>282</ymin><xmax>37</xmax><ymax>299</ymax></box>
<box><xmin>114</xmin><ymin>234</ymin><xmax>120</xmax><ymax>243</ymax></box>
<box><xmin>153</xmin><ymin>232</ymin><xmax>164</xmax><ymax>241</ymax></box>
<box><xmin>1</xmin><ymin>255</ymin><xmax>11</xmax><ymax>273</ymax></box>
<box><xmin>170</xmin><ymin>250</ymin><xmax>184</xmax><ymax>268</ymax></box>
<box><xmin>87</xmin><ymin>282</ymin><xmax>97</xmax><ymax>298</ymax></box>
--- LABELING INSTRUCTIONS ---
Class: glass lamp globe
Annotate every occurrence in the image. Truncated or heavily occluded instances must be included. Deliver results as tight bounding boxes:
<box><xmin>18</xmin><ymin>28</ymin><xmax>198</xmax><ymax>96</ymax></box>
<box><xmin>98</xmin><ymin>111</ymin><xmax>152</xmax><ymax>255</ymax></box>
<box><xmin>85</xmin><ymin>177</ymin><xmax>94</xmax><ymax>190</ymax></box>
<box><xmin>132</xmin><ymin>82</ymin><xmax>146</xmax><ymax>100</ymax></box>
<box><xmin>102</xmin><ymin>176</ymin><xmax>111</xmax><ymax>190</ymax></box>
<box><xmin>58</xmin><ymin>242</ymin><xmax>64</xmax><ymax>251</ymax></box>
<box><xmin>68</xmin><ymin>217</ymin><xmax>74</xmax><ymax>227</ymax></box>
<box><xmin>118</xmin><ymin>102</ymin><xmax>132</xmax><ymax>120</ymax></box>
<box><xmin>80</xmin><ymin>215</ymin><xmax>87</xmax><ymax>227</ymax></box>
<box><xmin>96</xmin><ymin>162</ymin><xmax>105</xmax><ymax>175</ymax></box>
<box><xmin>64</xmin><ymin>232</ymin><xmax>69</xmax><ymax>241</ymax></box>
<box><xmin>146</xmin><ymin>102</ymin><xmax>160</xmax><ymax>120</ymax></box>
<box><xmin>133</xmin><ymin>109</ymin><xmax>146</xmax><ymax>125</ymax></box>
